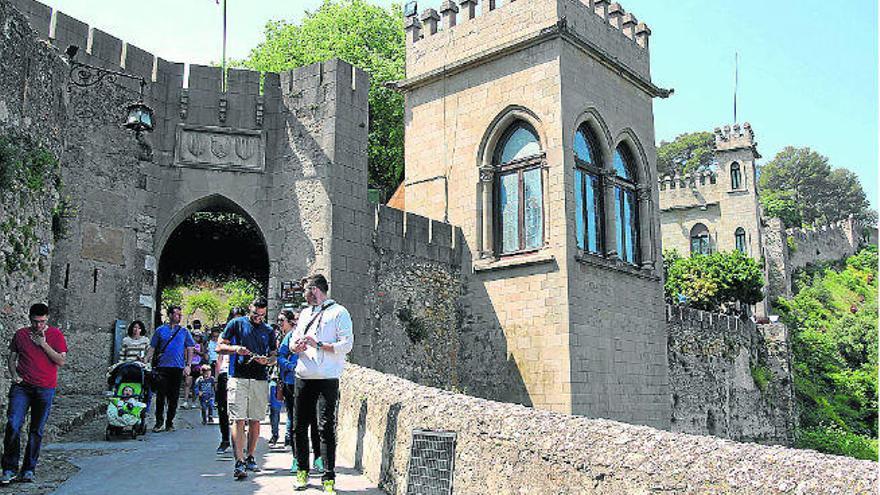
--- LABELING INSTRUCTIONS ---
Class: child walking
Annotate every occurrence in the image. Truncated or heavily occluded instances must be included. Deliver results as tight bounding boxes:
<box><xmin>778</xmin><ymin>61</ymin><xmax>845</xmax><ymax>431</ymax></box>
<box><xmin>194</xmin><ymin>364</ymin><xmax>216</xmax><ymax>425</ymax></box>
<box><xmin>268</xmin><ymin>378</ymin><xmax>284</xmax><ymax>445</ymax></box>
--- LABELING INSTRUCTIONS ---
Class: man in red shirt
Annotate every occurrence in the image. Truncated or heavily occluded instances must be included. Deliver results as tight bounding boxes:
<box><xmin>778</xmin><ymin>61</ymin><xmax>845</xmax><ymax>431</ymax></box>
<box><xmin>0</xmin><ymin>303</ymin><xmax>67</xmax><ymax>485</ymax></box>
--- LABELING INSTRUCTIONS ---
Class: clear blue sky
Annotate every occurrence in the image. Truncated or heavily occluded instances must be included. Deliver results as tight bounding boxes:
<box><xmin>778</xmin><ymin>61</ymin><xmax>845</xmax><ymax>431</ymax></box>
<box><xmin>41</xmin><ymin>0</ymin><xmax>877</xmax><ymax>208</ymax></box>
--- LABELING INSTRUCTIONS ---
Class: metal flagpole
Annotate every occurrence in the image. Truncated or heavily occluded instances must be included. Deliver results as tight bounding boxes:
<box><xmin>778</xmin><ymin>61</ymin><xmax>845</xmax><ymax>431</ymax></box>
<box><xmin>733</xmin><ymin>52</ymin><xmax>738</xmax><ymax>124</ymax></box>
<box><xmin>222</xmin><ymin>0</ymin><xmax>227</xmax><ymax>91</ymax></box>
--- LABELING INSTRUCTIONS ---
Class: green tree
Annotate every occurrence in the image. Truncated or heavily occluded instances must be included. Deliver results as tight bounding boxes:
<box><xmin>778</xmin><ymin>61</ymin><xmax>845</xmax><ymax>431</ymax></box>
<box><xmin>240</xmin><ymin>0</ymin><xmax>405</xmax><ymax>198</ymax></box>
<box><xmin>759</xmin><ymin>190</ymin><xmax>802</xmax><ymax>228</ymax></box>
<box><xmin>664</xmin><ymin>250</ymin><xmax>764</xmax><ymax>312</ymax></box>
<box><xmin>161</xmin><ymin>286</ymin><xmax>184</xmax><ymax>309</ymax></box>
<box><xmin>758</xmin><ymin>146</ymin><xmax>871</xmax><ymax>225</ymax></box>
<box><xmin>819</xmin><ymin>168</ymin><xmax>871</xmax><ymax>223</ymax></box>
<box><xmin>656</xmin><ymin>131</ymin><xmax>715</xmax><ymax>177</ymax></box>
<box><xmin>223</xmin><ymin>279</ymin><xmax>260</xmax><ymax>313</ymax></box>
<box><xmin>184</xmin><ymin>292</ymin><xmax>223</xmax><ymax>326</ymax></box>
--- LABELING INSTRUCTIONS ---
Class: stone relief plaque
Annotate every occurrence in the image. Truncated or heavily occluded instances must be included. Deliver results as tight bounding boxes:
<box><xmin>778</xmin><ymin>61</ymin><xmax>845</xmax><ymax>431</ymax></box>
<box><xmin>81</xmin><ymin>223</ymin><xmax>125</xmax><ymax>265</ymax></box>
<box><xmin>174</xmin><ymin>124</ymin><xmax>265</xmax><ymax>172</ymax></box>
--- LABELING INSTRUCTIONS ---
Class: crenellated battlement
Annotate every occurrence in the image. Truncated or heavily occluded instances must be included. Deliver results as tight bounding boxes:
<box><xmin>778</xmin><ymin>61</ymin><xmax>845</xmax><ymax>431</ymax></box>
<box><xmin>714</xmin><ymin>122</ymin><xmax>757</xmax><ymax>152</ymax></box>
<box><xmin>9</xmin><ymin>0</ymin><xmax>283</xmax><ymax>132</ymax></box>
<box><xmin>658</xmin><ymin>169</ymin><xmax>718</xmax><ymax>192</ymax></box>
<box><xmin>401</xmin><ymin>0</ymin><xmax>655</xmax><ymax>84</ymax></box>
<box><xmin>406</xmin><ymin>0</ymin><xmax>650</xmax><ymax>50</ymax></box>
<box><xmin>373</xmin><ymin>205</ymin><xmax>462</xmax><ymax>265</ymax></box>
<box><xmin>665</xmin><ymin>304</ymin><xmax>749</xmax><ymax>337</ymax></box>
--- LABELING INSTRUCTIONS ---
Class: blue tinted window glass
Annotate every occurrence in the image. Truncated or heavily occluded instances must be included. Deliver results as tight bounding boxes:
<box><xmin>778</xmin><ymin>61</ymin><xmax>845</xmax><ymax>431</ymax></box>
<box><xmin>735</xmin><ymin>228</ymin><xmax>747</xmax><ymax>253</ymax></box>
<box><xmin>500</xmin><ymin>126</ymin><xmax>541</xmax><ymax>163</ymax></box>
<box><xmin>574</xmin><ymin>129</ymin><xmax>593</xmax><ymax>164</ymax></box>
<box><xmin>731</xmin><ymin>163</ymin><xmax>742</xmax><ymax>189</ymax></box>
<box><xmin>586</xmin><ymin>173</ymin><xmax>600</xmax><ymax>253</ymax></box>
<box><xmin>523</xmin><ymin>169</ymin><xmax>543</xmax><ymax>250</ymax></box>
<box><xmin>623</xmin><ymin>189</ymin><xmax>637</xmax><ymax>264</ymax></box>
<box><xmin>615</xmin><ymin>187</ymin><xmax>624</xmax><ymax>257</ymax></box>
<box><xmin>499</xmin><ymin>172</ymin><xmax>520</xmax><ymax>253</ymax></box>
<box><xmin>575</xmin><ymin>169</ymin><xmax>585</xmax><ymax>250</ymax></box>
<box><xmin>613</xmin><ymin>148</ymin><xmax>633</xmax><ymax>181</ymax></box>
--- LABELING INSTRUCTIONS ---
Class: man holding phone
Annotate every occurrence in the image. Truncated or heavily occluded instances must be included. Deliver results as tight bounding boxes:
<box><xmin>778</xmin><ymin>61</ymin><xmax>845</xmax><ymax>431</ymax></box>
<box><xmin>217</xmin><ymin>297</ymin><xmax>277</xmax><ymax>480</ymax></box>
<box><xmin>290</xmin><ymin>274</ymin><xmax>353</xmax><ymax>494</ymax></box>
<box><xmin>1</xmin><ymin>303</ymin><xmax>67</xmax><ymax>485</ymax></box>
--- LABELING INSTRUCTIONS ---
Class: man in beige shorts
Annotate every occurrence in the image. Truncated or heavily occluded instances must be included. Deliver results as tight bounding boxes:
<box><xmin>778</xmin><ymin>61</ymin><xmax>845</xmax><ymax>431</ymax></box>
<box><xmin>217</xmin><ymin>297</ymin><xmax>277</xmax><ymax>480</ymax></box>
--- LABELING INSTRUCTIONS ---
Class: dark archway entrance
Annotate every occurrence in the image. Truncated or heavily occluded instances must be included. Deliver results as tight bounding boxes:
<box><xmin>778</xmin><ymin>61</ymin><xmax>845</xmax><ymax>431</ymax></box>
<box><xmin>155</xmin><ymin>199</ymin><xmax>269</xmax><ymax>325</ymax></box>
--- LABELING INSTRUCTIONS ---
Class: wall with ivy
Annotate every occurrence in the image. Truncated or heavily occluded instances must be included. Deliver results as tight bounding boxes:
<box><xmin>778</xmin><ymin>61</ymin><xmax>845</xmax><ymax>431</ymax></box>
<box><xmin>0</xmin><ymin>0</ymin><xmax>68</xmax><ymax>405</ymax></box>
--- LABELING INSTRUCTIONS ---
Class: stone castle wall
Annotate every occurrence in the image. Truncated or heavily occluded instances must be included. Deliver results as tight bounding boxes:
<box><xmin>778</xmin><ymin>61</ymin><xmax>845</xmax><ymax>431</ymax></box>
<box><xmin>360</xmin><ymin>205</ymin><xmax>464</xmax><ymax>389</ymax></box>
<box><xmin>336</xmin><ymin>363</ymin><xmax>875</xmax><ymax>495</ymax></box>
<box><xmin>0</xmin><ymin>0</ymin><xmax>66</xmax><ymax>407</ymax></box>
<box><xmin>666</xmin><ymin>305</ymin><xmax>796</xmax><ymax>445</ymax></box>
<box><xmin>785</xmin><ymin>216</ymin><xmax>874</xmax><ymax>271</ymax></box>
<box><xmin>7</xmin><ymin>0</ymin><xmax>370</xmax><ymax>394</ymax></box>
<box><xmin>764</xmin><ymin>215</ymin><xmax>877</xmax><ymax>299</ymax></box>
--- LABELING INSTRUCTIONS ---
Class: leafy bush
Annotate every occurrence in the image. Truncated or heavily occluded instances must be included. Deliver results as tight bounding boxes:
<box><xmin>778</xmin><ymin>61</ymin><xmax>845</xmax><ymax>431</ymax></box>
<box><xmin>184</xmin><ymin>292</ymin><xmax>223</xmax><ymax>326</ymax></box>
<box><xmin>664</xmin><ymin>250</ymin><xmax>764</xmax><ymax>311</ymax></box>
<box><xmin>0</xmin><ymin>132</ymin><xmax>60</xmax><ymax>193</ymax></box>
<box><xmin>797</xmin><ymin>425</ymin><xmax>878</xmax><ymax>461</ymax></box>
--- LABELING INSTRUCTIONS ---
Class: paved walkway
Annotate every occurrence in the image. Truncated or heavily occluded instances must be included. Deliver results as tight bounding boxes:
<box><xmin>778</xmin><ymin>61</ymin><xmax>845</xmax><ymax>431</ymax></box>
<box><xmin>44</xmin><ymin>407</ymin><xmax>382</xmax><ymax>495</ymax></box>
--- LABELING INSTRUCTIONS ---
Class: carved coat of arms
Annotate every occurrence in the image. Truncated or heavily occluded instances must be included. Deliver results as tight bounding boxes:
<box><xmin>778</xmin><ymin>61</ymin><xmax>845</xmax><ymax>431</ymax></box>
<box><xmin>211</xmin><ymin>135</ymin><xmax>229</xmax><ymax>159</ymax></box>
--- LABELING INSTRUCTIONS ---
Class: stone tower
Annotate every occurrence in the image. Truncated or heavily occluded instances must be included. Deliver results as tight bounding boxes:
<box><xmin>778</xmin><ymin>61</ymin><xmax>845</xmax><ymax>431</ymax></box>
<box><xmin>658</xmin><ymin>123</ymin><xmax>767</xmax><ymax>315</ymax></box>
<box><xmin>396</xmin><ymin>0</ymin><xmax>671</xmax><ymax>427</ymax></box>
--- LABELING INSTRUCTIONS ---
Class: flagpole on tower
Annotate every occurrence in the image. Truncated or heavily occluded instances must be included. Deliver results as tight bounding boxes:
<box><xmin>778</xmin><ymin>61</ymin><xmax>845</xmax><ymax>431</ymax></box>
<box><xmin>222</xmin><ymin>0</ymin><xmax>227</xmax><ymax>91</ymax></box>
<box><xmin>733</xmin><ymin>51</ymin><xmax>739</xmax><ymax>124</ymax></box>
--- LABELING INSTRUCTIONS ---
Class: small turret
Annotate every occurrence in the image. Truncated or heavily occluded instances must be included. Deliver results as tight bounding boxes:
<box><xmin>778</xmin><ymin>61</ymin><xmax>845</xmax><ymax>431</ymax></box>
<box><xmin>714</xmin><ymin>121</ymin><xmax>757</xmax><ymax>153</ymax></box>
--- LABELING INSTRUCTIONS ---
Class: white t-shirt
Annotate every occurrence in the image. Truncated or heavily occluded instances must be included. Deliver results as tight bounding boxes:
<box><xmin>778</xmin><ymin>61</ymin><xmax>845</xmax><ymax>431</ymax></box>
<box><xmin>290</xmin><ymin>300</ymin><xmax>354</xmax><ymax>380</ymax></box>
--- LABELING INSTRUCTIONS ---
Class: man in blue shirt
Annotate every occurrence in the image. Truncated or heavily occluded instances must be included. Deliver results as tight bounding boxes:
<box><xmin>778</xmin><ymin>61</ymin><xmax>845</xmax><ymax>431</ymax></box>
<box><xmin>217</xmin><ymin>297</ymin><xmax>277</xmax><ymax>480</ymax></box>
<box><xmin>145</xmin><ymin>305</ymin><xmax>194</xmax><ymax>433</ymax></box>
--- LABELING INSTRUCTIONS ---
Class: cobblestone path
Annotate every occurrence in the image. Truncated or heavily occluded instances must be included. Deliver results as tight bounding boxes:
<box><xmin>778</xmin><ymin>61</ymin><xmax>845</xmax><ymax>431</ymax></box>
<box><xmin>19</xmin><ymin>407</ymin><xmax>382</xmax><ymax>495</ymax></box>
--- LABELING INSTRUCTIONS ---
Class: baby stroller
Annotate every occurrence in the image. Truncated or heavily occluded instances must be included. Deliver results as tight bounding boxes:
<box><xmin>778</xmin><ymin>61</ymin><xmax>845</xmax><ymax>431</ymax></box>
<box><xmin>105</xmin><ymin>361</ymin><xmax>148</xmax><ymax>440</ymax></box>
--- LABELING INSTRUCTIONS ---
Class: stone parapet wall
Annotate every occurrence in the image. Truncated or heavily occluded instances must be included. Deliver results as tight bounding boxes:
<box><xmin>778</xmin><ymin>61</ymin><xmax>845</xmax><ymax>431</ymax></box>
<box><xmin>337</xmin><ymin>363</ymin><xmax>876</xmax><ymax>495</ymax></box>
<box><xmin>666</xmin><ymin>305</ymin><xmax>796</xmax><ymax>445</ymax></box>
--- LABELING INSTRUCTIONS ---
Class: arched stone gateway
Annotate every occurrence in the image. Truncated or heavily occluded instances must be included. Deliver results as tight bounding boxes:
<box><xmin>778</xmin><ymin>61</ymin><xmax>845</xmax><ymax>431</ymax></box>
<box><xmin>9</xmin><ymin>0</ymin><xmax>374</xmax><ymax>394</ymax></box>
<box><xmin>154</xmin><ymin>195</ymin><xmax>270</xmax><ymax>324</ymax></box>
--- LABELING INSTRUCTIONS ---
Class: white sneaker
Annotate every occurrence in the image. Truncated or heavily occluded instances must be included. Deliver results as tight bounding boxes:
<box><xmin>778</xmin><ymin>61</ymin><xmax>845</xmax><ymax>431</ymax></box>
<box><xmin>181</xmin><ymin>401</ymin><xmax>189</xmax><ymax>409</ymax></box>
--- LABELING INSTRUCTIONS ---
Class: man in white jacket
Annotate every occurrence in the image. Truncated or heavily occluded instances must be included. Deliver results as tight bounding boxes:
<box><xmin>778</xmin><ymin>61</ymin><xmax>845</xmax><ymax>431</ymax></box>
<box><xmin>290</xmin><ymin>274</ymin><xmax>353</xmax><ymax>494</ymax></box>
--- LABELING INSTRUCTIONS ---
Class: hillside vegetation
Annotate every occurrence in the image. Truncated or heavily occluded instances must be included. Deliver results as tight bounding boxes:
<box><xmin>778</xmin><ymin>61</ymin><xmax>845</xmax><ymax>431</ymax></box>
<box><xmin>775</xmin><ymin>246</ymin><xmax>878</xmax><ymax>460</ymax></box>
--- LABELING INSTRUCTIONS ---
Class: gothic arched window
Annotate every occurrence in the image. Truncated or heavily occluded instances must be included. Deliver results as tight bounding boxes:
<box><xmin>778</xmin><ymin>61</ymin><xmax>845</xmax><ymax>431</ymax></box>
<box><xmin>494</xmin><ymin>121</ymin><xmax>544</xmax><ymax>254</ymax></box>
<box><xmin>735</xmin><ymin>227</ymin><xmax>747</xmax><ymax>253</ymax></box>
<box><xmin>730</xmin><ymin>162</ymin><xmax>742</xmax><ymax>190</ymax></box>
<box><xmin>690</xmin><ymin>223</ymin><xmax>711</xmax><ymax>255</ymax></box>
<box><xmin>612</xmin><ymin>145</ymin><xmax>639</xmax><ymax>264</ymax></box>
<box><xmin>574</xmin><ymin>124</ymin><xmax>603</xmax><ymax>254</ymax></box>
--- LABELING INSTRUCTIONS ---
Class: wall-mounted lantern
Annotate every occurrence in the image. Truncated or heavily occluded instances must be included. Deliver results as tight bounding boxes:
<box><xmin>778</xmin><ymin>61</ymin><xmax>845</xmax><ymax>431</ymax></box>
<box><xmin>64</xmin><ymin>45</ymin><xmax>155</xmax><ymax>137</ymax></box>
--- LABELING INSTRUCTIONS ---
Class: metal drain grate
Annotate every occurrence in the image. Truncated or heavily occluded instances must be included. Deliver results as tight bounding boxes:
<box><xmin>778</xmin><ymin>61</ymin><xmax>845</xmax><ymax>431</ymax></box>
<box><xmin>405</xmin><ymin>429</ymin><xmax>456</xmax><ymax>495</ymax></box>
